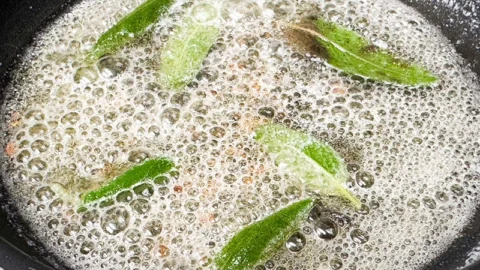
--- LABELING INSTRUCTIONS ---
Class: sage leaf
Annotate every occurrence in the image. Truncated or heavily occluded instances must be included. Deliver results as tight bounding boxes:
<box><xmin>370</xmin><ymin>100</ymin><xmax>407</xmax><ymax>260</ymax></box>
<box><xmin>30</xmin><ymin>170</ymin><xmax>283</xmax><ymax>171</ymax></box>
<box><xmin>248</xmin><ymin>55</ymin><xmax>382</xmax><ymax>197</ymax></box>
<box><xmin>81</xmin><ymin>157</ymin><xmax>174</xmax><ymax>205</ymax></box>
<box><xmin>255</xmin><ymin>124</ymin><xmax>361</xmax><ymax>209</ymax></box>
<box><xmin>159</xmin><ymin>3</ymin><xmax>221</xmax><ymax>90</ymax></box>
<box><xmin>215</xmin><ymin>199</ymin><xmax>315</xmax><ymax>270</ymax></box>
<box><xmin>284</xmin><ymin>18</ymin><xmax>438</xmax><ymax>86</ymax></box>
<box><xmin>89</xmin><ymin>0</ymin><xmax>174</xmax><ymax>60</ymax></box>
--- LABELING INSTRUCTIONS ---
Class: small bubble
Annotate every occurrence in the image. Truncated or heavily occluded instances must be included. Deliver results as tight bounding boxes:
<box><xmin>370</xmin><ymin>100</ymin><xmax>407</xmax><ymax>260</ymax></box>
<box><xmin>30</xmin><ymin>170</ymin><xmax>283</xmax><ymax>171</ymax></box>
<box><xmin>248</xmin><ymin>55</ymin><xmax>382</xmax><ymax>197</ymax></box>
<box><xmin>313</xmin><ymin>218</ymin><xmax>338</xmax><ymax>240</ymax></box>
<box><xmin>36</xmin><ymin>186</ymin><xmax>55</xmax><ymax>201</ymax></box>
<box><xmin>74</xmin><ymin>66</ymin><xmax>98</xmax><ymax>84</ymax></box>
<box><xmin>123</xmin><ymin>229</ymin><xmax>141</xmax><ymax>244</ymax></box>
<box><xmin>134</xmin><ymin>92</ymin><xmax>156</xmax><ymax>109</ymax></box>
<box><xmin>128</xmin><ymin>150</ymin><xmax>150</xmax><ymax>163</ymax></box>
<box><xmin>286</xmin><ymin>231</ymin><xmax>306</xmax><ymax>252</ymax></box>
<box><xmin>161</xmin><ymin>108</ymin><xmax>181</xmax><ymax>125</ymax></box>
<box><xmin>210</xmin><ymin>127</ymin><xmax>226</xmax><ymax>138</ymax></box>
<box><xmin>117</xmin><ymin>190</ymin><xmax>133</xmax><ymax>203</ymax></box>
<box><xmin>285</xmin><ymin>186</ymin><xmax>302</xmax><ymax>199</ymax></box>
<box><xmin>130</xmin><ymin>199</ymin><xmax>151</xmax><ymax>215</ymax></box>
<box><xmin>49</xmin><ymin>198</ymin><xmax>63</xmax><ymax>213</ymax></box>
<box><xmin>435</xmin><ymin>191</ymin><xmax>449</xmax><ymax>202</ymax></box>
<box><xmin>101</xmin><ymin>206</ymin><xmax>130</xmax><ymax>235</ymax></box>
<box><xmin>407</xmin><ymin>198</ymin><xmax>420</xmax><ymax>209</ymax></box>
<box><xmin>133</xmin><ymin>183</ymin><xmax>154</xmax><ymax>197</ymax></box>
<box><xmin>350</xmin><ymin>229</ymin><xmax>369</xmax><ymax>244</ymax></box>
<box><xmin>80</xmin><ymin>241</ymin><xmax>95</xmax><ymax>255</ymax></box>
<box><xmin>63</xmin><ymin>223</ymin><xmax>80</xmax><ymax>236</ymax></box>
<box><xmin>258</xmin><ymin>107</ymin><xmax>275</xmax><ymax>118</ymax></box>
<box><xmin>330</xmin><ymin>257</ymin><xmax>343</xmax><ymax>270</ymax></box>
<box><xmin>144</xmin><ymin>220</ymin><xmax>162</xmax><ymax>237</ymax></box>
<box><xmin>29</xmin><ymin>124</ymin><xmax>48</xmax><ymax>136</ymax></box>
<box><xmin>356</xmin><ymin>171</ymin><xmax>374</xmax><ymax>188</ymax></box>
<box><xmin>450</xmin><ymin>184</ymin><xmax>464</xmax><ymax>196</ymax></box>
<box><xmin>81</xmin><ymin>210</ymin><xmax>100</xmax><ymax>227</ymax></box>
<box><xmin>191</xmin><ymin>3</ymin><xmax>219</xmax><ymax>23</ymax></box>
<box><xmin>97</xmin><ymin>57</ymin><xmax>129</xmax><ymax>78</ymax></box>
<box><xmin>31</xmin><ymin>139</ymin><xmax>50</xmax><ymax>153</ymax></box>
<box><xmin>422</xmin><ymin>197</ymin><xmax>437</xmax><ymax>209</ymax></box>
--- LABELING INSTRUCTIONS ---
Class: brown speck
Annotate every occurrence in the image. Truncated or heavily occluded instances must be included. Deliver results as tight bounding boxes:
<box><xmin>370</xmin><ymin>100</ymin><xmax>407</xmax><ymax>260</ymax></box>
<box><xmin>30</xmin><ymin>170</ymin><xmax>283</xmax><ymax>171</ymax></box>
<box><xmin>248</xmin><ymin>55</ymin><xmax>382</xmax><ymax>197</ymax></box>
<box><xmin>333</xmin><ymin>87</ymin><xmax>347</xmax><ymax>95</ymax></box>
<box><xmin>5</xmin><ymin>141</ymin><xmax>17</xmax><ymax>158</ymax></box>
<box><xmin>158</xmin><ymin>245</ymin><xmax>170</xmax><ymax>258</ymax></box>
<box><xmin>173</xmin><ymin>185</ymin><xmax>183</xmax><ymax>193</ymax></box>
<box><xmin>242</xmin><ymin>176</ymin><xmax>253</xmax><ymax>184</ymax></box>
<box><xmin>252</xmin><ymin>81</ymin><xmax>261</xmax><ymax>91</ymax></box>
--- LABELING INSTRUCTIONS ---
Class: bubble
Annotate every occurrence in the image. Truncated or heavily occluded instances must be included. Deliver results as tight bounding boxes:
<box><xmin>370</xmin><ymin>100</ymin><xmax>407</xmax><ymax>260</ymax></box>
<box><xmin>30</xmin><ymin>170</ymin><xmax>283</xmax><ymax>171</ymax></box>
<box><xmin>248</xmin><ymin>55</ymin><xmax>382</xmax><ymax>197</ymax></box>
<box><xmin>128</xmin><ymin>150</ymin><xmax>150</xmax><ymax>163</ymax></box>
<box><xmin>29</xmin><ymin>124</ymin><xmax>48</xmax><ymax>136</ymax></box>
<box><xmin>80</xmin><ymin>241</ymin><xmax>95</xmax><ymax>255</ymax></box>
<box><xmin>36</xmin><ymin>186</ymin><xmax>55</xmax><ymax>201</ymax></box>
<box><xmin>284</xmin><ymin>186</ymin><xmax>302</xmax><ymax>199</ymax></box>
<box><xmin>191</xmin><ymin>3</ymin><xmax>219</xmax><ymax>24</ymax></box>
<box><xmin>133</xmin><ymin>183</ymin><xmax>154</xmax><ymax>197</ymax></box>
<box><xmin>63</xmin><ymin>223</ymin><xmax>81</xmax><ymax>236</ymax></box>
<box><xmin>81</xmin><ymin>210</ymin><xmax>100</xmax><ymax>227</ymax></box>
<box><xmin>49</xmin><ymin>198</ymin><xmax>63</xmax><ymax>213</ymax></box>
<box><xmin>221</xmin><ymin>0</ymin><xmax>262</xmax><ymax>22</ymax></box>
<box><xmin>355</xmin><ymin>171</ymin><xmax>375</xmax><ymax>188</ymax></box>
<box><xmin>422</xmin><ymin>197</ymin><xmax>437</xmax><ymax>209</ymax></box>
<box><xmin>97</xmin><ymin>57</ymin><xmax>129</xmax><ymax>78</ymax></box>
<box><xmin>31</xmin><ymin>139</ymin><xmax>50</xmax><ymax>153</ymax></box>
<box><xmin>144</xmin><ymin>220</ymin><xmax>162</xmax><ymax>237</ymax></box>
<box><xmin>170</xmin><ymin>92</ymin><xmax>191</xmax><ymax>107</ymax></box>
<box><xmin>313</xmin><ymin>218</ymin><xmax>338</xmax><ymax>240</ymax></box>
<box><xmin>101</xmin><ymin>206</ymin><xmax>130</xmax><ymax>235</ymax></box>
<box><xmin>435</xmin><ymin>191</ymin><xmax>449</xmax><ymax>202</ymax></box>
<box><xmin>258</xmin><ymin>107</ymin><xmax>275</xmax><ymax>118</ymax></box>
<box><xmin>134</xmin><ymin>92</ymin><xmax>156</xmax><ymax>109</ymax></box>
<box><xmin>210</xmin><ymin>127</ymin><xmax>226</xmax><ymax>138</ymax></box>
<box><xmin>74</xmin><ymin>66</ymin><xmax>98</xmax><ymax>84</ymax></box>
<box><xmin>450</xmin><ymin>184</ymin><xmax>464</xmax><ymax>196</ymax></box>
<box><xmin>16</xmin><ymin>150</ymin><xmax>31</xmax><ymax>163</ymax></box>
<box><xmin>116</xmin><ymin>190</ymin><xmax>133</xmax><ymax>203</ymax></box>
<box><xmin>407</xmin><ymin>198</ymin><xmax>420</xmax><ymax>209</ymax></box>
<box><xmin>123</xmin><ymin>229</ymin><xmax>142</xmax><ymax>244</ymax></box>
<box><xmin>161</xmin><ymin>108</ymin><xmax>181</xmax><ymax>125</ymax></box>
<box><xmin>130</xmin><ymin>199</ymin><xmax>151</xmax><ymax>215</ymax></box>
<box><xmin>350</xmin><ymin>229</ymin><xmax>369</xmax><ymax>244</ymax></box>
<box><xmin>185</xmin><ymin>199</ymin><xmax>200</xmax><ymax>212</ymax></box>
<box><xmin>61</xmin><ymin>112</ymin><xmax>80</xmax><ymax>125</ymax></box>
<box><xmin>286</xmin><ymin>231</ymin><xmax>306</xmax><ymax>252</ymax></box>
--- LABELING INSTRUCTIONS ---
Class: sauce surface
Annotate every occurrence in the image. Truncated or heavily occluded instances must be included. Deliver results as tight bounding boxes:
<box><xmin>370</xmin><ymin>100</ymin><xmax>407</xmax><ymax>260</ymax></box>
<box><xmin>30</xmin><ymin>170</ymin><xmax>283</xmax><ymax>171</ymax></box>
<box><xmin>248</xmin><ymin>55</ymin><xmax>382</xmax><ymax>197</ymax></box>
<box><xmin>1</xmin><ymin>0</ymin><xmax>480</xmax><ymax>269</ymax></box>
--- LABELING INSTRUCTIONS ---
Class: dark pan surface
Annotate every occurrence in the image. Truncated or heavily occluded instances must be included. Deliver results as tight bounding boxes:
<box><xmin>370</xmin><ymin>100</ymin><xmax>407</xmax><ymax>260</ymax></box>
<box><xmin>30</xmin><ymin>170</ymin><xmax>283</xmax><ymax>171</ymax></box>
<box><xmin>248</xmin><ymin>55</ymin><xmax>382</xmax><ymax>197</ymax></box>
<box><xmin>0</xmin><ymin>0</ymin><xmax>479</xmax><ymax>269</ymax></box>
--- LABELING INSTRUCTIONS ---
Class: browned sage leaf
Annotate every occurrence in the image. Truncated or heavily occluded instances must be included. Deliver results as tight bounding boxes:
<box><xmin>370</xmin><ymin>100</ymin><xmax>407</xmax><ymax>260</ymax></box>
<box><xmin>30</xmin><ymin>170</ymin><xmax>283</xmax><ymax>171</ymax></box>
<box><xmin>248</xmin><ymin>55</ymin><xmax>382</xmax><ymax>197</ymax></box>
<box><xmin>283</xmin><ymin>18</ymin><xmax>438</xmax><ymax>86</ymax></box>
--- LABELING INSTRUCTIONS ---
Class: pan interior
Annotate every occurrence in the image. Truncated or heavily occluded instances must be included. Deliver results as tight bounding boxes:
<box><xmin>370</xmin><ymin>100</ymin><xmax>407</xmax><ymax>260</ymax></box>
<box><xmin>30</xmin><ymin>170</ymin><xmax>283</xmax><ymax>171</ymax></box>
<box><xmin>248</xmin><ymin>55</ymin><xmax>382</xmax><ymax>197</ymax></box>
<box><xmin>1</xmin><ymin>0</ymin><xmax>480</xmax><ymax>269</ymax></box>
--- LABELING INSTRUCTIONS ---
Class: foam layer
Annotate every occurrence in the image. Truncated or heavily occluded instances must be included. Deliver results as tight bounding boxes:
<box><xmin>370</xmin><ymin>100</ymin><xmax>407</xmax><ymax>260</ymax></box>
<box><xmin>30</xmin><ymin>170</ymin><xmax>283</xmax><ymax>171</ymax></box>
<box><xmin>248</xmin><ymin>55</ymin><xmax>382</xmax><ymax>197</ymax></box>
<box><xmin>1</xmin><ymin>0</ymin><xmax>480</xmax><ymax>269</ymax></box>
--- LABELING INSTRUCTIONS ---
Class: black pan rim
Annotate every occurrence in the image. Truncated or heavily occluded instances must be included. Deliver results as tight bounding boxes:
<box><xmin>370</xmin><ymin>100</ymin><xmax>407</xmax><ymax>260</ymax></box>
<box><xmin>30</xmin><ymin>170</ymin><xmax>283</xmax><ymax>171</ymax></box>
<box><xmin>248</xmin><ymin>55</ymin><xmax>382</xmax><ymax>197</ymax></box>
<box><xmin>0</xmin><ymin>0</ymin><xmax>479</xmax><ymax>269</ymax></box>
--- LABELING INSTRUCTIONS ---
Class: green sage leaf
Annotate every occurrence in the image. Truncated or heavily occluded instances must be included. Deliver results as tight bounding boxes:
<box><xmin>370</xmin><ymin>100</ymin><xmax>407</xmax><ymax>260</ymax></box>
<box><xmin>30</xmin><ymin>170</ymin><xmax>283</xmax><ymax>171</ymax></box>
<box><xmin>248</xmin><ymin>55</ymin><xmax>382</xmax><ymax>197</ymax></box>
<box><xmin>89</xmin><ymin>0</ymin><xmax>174</xmax><ymax>60</ymax></box>
<box><xmin>215</xmin><ymin>199</ymin><xmax>315</xmax><ymax>270</ymax></box>
<box><xmin>81</xmin><ymin>157</ymin><xmax>174</xmax><ymax>205</ymax></box>
<box><xmin>158</xmin><ymin>3</ymin><xmax>221</xmax><ymax>90</ymax></box>
<box><xmin>255</xmin><ymin>124</ymin><xmax>361</xmax><ymax>209</ymax></box>
<box><xmin>284</xmin><ymin>18</ymin><xmax>438</xmax><ymax>86</ymax></box>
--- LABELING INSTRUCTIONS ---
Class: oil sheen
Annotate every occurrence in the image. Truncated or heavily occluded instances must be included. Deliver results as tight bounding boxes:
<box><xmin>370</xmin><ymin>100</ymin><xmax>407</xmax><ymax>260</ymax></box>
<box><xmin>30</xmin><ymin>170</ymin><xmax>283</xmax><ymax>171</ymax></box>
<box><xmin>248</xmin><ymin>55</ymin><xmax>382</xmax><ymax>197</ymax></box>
<box><xmin>1</xmin><ymin>0</ymin><xmax>480</xmax><ymax>269</ymax></box>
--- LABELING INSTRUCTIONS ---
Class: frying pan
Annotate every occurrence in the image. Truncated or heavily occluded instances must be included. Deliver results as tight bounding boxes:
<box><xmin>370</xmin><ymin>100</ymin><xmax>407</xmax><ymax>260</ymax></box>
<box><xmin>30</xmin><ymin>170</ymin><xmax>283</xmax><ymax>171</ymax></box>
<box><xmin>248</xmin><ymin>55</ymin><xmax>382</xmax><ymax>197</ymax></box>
<box><xmin>0</xmin><ymin>0</ymin><xmax>479</xmax><ymax>269</ymax></box>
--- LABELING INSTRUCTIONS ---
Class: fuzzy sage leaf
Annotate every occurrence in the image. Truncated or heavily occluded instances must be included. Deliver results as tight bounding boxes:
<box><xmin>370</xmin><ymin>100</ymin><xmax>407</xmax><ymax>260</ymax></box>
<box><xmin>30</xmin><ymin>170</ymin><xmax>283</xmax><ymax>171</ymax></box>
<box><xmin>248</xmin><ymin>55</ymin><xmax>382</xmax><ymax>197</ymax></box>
<box><xmin>284</xmin><ymin>18</ymin><xmax>438</xmax><ymax>86</ymax></box>
<box><xmin>81</xmin><ymin>157</ymin><xmax>174</xmax><ymax>205</ymax></box>
<box><xmin>158</xmin><ymin>3</ymin><xmax>221</xmax><ymax>90</ymax></box>
<box><xmin>215</xmin><ymin>199</ymin><xmax>315</xmax><ymax>270</ymax></box>
<box><xmin>255</xmin><ymin>124</ymin><xmax>361</xmax><ymax>209</ymax></box>
<box><xmin>89</xmin><ymin>0</ymin><xmax>174</xmax><ymax>61</ymax></box>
